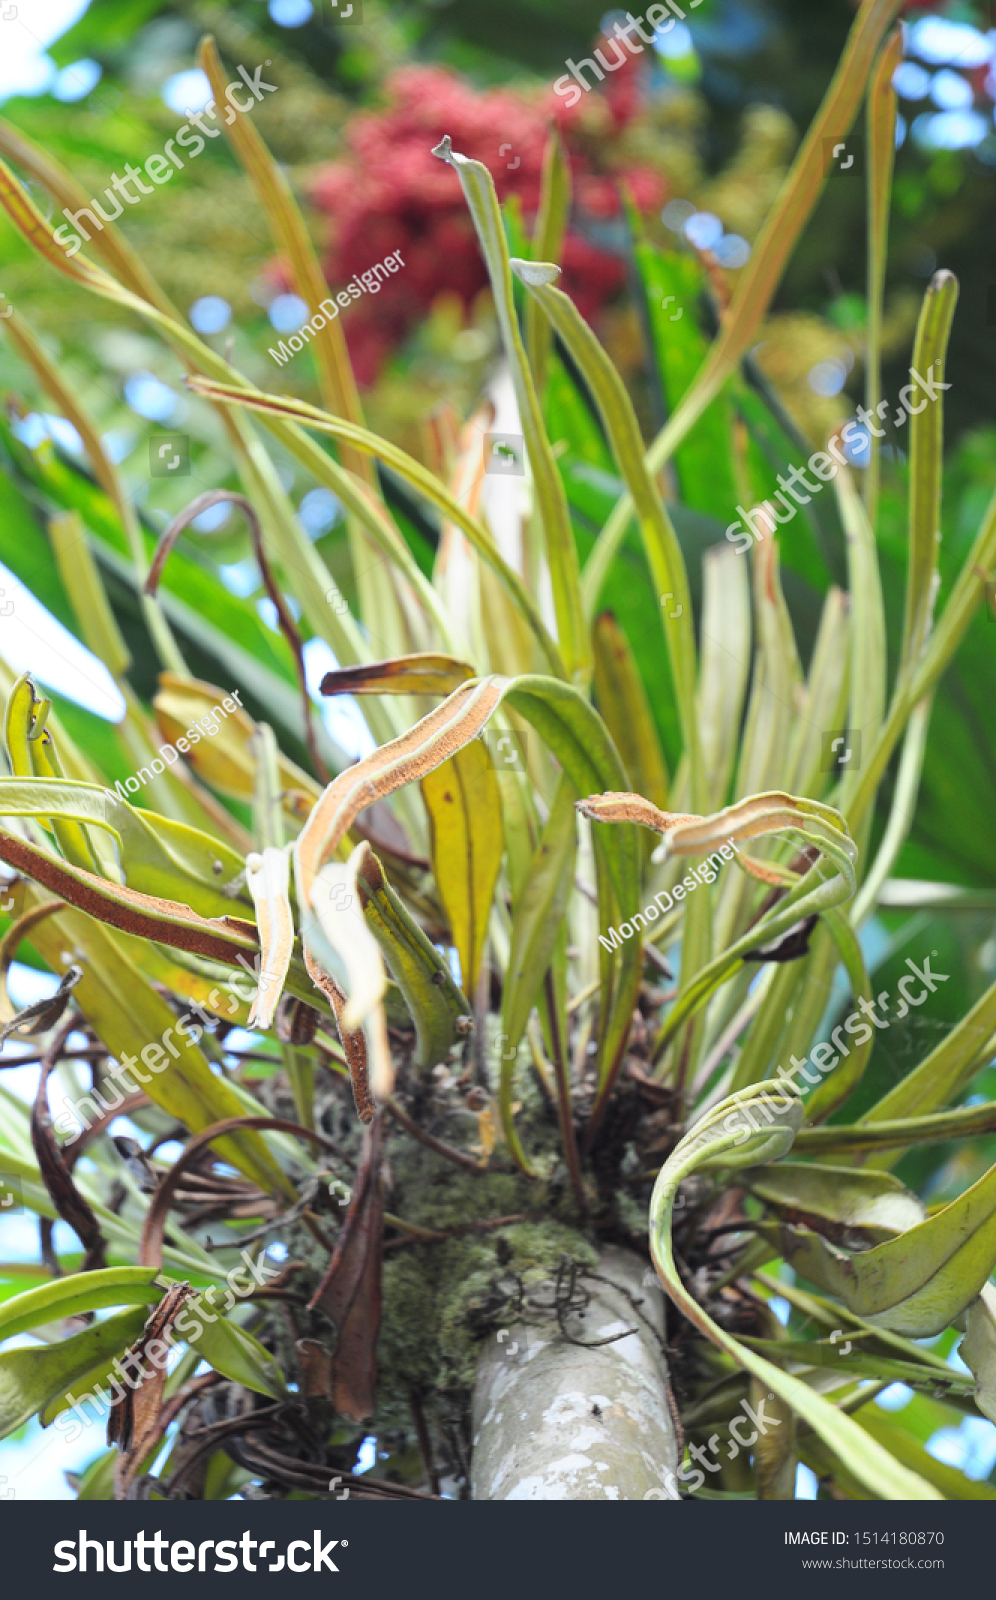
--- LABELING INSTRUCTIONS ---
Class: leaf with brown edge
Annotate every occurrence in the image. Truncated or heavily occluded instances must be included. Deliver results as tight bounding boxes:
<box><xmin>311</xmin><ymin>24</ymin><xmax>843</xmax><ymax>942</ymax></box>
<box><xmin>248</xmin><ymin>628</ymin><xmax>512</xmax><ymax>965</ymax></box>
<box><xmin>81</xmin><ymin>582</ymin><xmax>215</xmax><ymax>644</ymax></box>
<box><xmin>575</xmin><ymin>793</ymin><xmax>697</xmax><ymax>833</ymax></box>
<box><xmin>293</xmin><ymin>678</ymin><xmax>507</xmax><ymax>1098</ymax></box>
<box><xmin>577</xmin><ymin>789</ymin><xmax>857</xmax><ymax>893</ymax></box>
<box><xmin>0</xmin><ymin>825</ymin><xmax>259</xmax><ymax>964</ymax></box>
<box><xmin>320</xmin><ymin>654</ymin><xmax>476</xmax><ymax>698</ymax></box>
<box><xmin>304</xmin><ymin>951</ymin><xmax>375</xmax><ymax>1123</ymax></box>
<box><xmin>580</xmin><ymin>790</ymin><xmax>858</xmax><ymax>1064</ymax></box>
<box><xmin>308</xmin><ymin>1115</ymin><xmax>384</xmax><ymax>1424</ymax></box>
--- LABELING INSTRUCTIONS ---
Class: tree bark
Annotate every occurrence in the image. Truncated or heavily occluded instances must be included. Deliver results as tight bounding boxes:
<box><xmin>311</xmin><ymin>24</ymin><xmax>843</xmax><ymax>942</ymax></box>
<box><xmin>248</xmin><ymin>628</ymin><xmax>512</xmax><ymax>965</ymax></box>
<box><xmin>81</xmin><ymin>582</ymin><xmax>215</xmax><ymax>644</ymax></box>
<box><xmin>470</xmin><ymin>1245</ymin><xmax>679</xmax><ymax>1500</ymax></box>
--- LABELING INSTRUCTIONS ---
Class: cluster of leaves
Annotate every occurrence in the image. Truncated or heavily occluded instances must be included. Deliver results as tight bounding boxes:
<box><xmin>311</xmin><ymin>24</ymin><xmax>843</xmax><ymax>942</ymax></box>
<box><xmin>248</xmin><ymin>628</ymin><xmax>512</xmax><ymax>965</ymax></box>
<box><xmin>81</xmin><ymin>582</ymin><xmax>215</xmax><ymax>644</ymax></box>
<box><xmin>0</xmin><ymin>0</ymin><xmax>995</xmax><ymax>1502</ymax></box>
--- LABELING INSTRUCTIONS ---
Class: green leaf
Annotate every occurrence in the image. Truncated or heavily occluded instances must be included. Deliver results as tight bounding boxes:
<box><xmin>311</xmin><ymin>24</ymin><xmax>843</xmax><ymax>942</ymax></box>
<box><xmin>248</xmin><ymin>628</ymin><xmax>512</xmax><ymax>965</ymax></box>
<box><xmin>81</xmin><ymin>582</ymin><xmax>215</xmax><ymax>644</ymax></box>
<box><xmin>632</xmin><ymin>243</ymin><xmax>737</xmax><ymax>521</ymax></box>
<box><xmin>744</xmin><ymin>1162</ymin><xmax>924</xmax><ymax>1243</ymax></box>
<box><xmin>588</xmin><ymin>0</ymin><xmax>910</xmax><ymax>573</ymax></box>
<box><xmin>856</xmin><ymin>1407</ymin><xmax>996</xmax><ymax>1500</ymax></box>
<box><xmin>16</xmin><ymin>898</ymin><xmax>293</xmax><ymax>1198</ymax></box>
<box><xmin>433</xmin><ymin>141</ymin><xmax>587</xmax><ymax>683</ymax></box>
<box><xmin>863</xmin><ymin>29</ymin><xmax>903</xmax><ymax>527</ymax></box>
<box><xmin>354</xmin><ymin>841</ymin><xmax>470</xmax><ymax>1071</ymax></box>
<box><xmin>648</xmin><ymin>1083</ymin><xmax>940</xmax><ymax>1499</ymax></box>
<box><xmin>592</xmin><ymin>611</ymin><xmax>668</xmax><ymax>816</ymax></box>
<box><xmin>899</xmin><ymin>271</ymin><xmax>959</xmax><ymax>682</ymax></box>
<box><xmin>0</xmin><ymin>1267</ymin><xmax>162</xmax><ymax>1344</ymax></box>
<box><xmin>502</xmin><ymin>771</ymin><xmax>577</xmax><ymax>1051</ymax></box>
<box><xmin>512</xmin><ymin>258</ymin><xmax>704</xmax><ymax>809</ymax></box>
<box><xmin>860</xmin><ymin>970</ymin><xmax>996</xmax><ymax>1134</ymax></box>
<box><xmin>525</xmin><ymin>130</ymin><xmax>570</xmax><ymax>394</ymax></box>
<box><xmin>178</xmin><ymin>1304</ymin><xmax>287</xmax><ymax>1401</ymax></box>
<box><xmin>960</xmin><ymin>1284</ymin><xmax>996</xmax><ymax>1425</ymax></box>
<box><xmin>76</xmin><ymin>1448</ymin><xmax>118</xmax><ymax>1499</ymax></box>
<box><xmin>0</xmin><ymin>778</ymin><xmax>248</xmax><ymax>921</ymax></box>
<box><xmin>771</xmin><ymin>1155</ymin><xmax>996</xmax><ymax>1336</ymax></box>
<box><xmin>0</xmin><ymin>1305</ymin><xmax>149</xmax><ymax>1440</ymax></box>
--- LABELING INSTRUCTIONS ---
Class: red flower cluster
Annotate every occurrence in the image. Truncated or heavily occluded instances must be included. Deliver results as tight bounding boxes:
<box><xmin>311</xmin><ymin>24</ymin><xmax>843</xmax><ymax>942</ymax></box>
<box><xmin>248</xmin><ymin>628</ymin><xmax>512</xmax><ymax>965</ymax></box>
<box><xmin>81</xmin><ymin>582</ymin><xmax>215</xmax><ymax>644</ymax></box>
<box><xmin>307</xmin><ymin>58</ymin><xmax>665</xmax><ymax>385</ymax></box>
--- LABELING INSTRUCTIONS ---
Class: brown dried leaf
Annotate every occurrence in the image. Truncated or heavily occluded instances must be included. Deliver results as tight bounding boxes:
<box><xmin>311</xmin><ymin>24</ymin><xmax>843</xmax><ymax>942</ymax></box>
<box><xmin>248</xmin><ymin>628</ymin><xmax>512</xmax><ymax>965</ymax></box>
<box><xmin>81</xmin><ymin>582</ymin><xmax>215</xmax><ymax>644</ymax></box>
<box><xmin>31</xmin><ymin>1040</ymin><xmax>107</xmax><ymax>1273</ymax></box>
<box><xmin>296</xmin><ymin>1338</ymin><xmax>334</xmax><ymax>1400</ymax></box>
<box><xmin>309</xmin><ymin>1117</ymin><xmax>384</xmax><ymax>1423</ymax></box>
<box><xmin>320</xmin><ymin>654</ymin><xmax>476</xmax><ymax>698</ymax></box>
<box><xmin>109</xmin><ymin>1282</ymin><xmax>195</xmax><ymax>1497</ymax></box>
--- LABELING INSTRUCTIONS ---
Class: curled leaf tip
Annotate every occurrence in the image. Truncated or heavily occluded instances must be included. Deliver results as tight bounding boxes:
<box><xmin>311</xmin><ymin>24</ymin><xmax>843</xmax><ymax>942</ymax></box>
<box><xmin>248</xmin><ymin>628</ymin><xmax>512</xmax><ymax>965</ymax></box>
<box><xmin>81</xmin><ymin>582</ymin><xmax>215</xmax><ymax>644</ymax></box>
<box><xmin>431</xmin><ymin>135</ymin><xmax>455</xmax><ymax>163</ymax></box>
<box><xmin>509</xmin><ymin>258</ymin><xmax>562</xmax><ymax>288</ymax></box>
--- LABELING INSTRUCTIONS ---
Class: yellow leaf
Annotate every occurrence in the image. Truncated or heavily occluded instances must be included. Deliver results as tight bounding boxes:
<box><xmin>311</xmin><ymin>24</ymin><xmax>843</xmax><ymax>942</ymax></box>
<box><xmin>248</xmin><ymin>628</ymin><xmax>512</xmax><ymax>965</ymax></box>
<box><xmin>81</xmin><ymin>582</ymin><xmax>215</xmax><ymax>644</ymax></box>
<box><xmin>421</xmin><ymin>740</ymin><xmax>503</xmax><ymax>995</ymax></box>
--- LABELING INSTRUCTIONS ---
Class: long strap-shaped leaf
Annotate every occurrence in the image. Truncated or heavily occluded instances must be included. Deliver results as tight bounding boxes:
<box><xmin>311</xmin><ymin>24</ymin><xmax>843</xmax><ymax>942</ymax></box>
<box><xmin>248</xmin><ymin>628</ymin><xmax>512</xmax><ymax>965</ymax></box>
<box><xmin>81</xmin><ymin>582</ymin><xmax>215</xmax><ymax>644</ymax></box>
<box><xmin>11</xmin><ymin>883</ymin><xmax>291</xmax><ymax>1198</ymax></box>
<box><xmin>846</xmin><ymin>476</ymin><xmax>996</xmax><ymax>833</ymax></box>
<box><xmin>0</xmin><ymin>1266</ymin><xmax>164</xmax><ymax>1344</ymax></box>
<box><xmin>0</xmin><ymin>825</ymin><xmax>258</xmax><ymax>964</ymax></box>
<box><xmin>899</xmin><ymin>271</ymin><xmax>959</xmax><ymax>681</ymax></box>
<box><xmin>0</xmin><ymin>158</ymin><xmax>440</xmax><ymax>717</ymax></box>
<box><xmin>512</xmin><ymin>260</ymin><xmax>704</xmax><ymax>810</ymax></box>
<box><xmin>649</xmin><ymin>1084</ymin><xmax>940</xmax><ymax>1499</ymax></box>
<box><xmin>581</xmin><ymin>0</ymin><xmax>909</xmax><ymax>608</ymax></box>
<box><xmin>525</xmin><ymin>130</ymin><xmax>570</xmax><ymax>395</ymax></box>
<box><xmin>863</xmin><ymin>29</ymin><xmax>903</xmax><ymax>526</ymax></box>
<box><xmin>198</xmin><ymin>35</ymin><xmax>369</xmax><ymax>480</ymax></box>
<box><xmin>771</xmin><ymin>1156</ymin><xmax>996</xmax><ymax>1337</ymax></box>
<box><xmin>432</xmin><ymin>138</ymin><xmax>588</xmax><ymax>684</ymax></box>
<box><xmin>2</xmin><ymin>308</ymin><xmax>184</xmax><ymax>672</ymax></box>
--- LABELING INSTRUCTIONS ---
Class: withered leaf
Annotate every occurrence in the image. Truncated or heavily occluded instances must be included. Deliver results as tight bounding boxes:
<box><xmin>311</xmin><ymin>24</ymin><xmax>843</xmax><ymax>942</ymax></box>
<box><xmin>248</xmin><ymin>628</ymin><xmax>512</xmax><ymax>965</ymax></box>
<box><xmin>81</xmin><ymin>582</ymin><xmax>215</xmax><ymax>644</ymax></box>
<box><xmin>0</xmin><ymin>963</ymin><xmax>82</xmax><ymax>1042</ymax></box>
<box><xmin>31</xmin><ymin>1048</ymin><xmax>107</xmax><ymax>1273</ymax></box>
<box><xmin>296</xmin><ymin>1338</ymin><xmax>334</xmax><ymax>1399</ymax></box>
<box><xmin>320</xmin><ymin>653</ymin><xmax>475</xmax><ymax>698</ymax></box>
<box><xmin>109</xmin><ymin>1282</ymin><xmax>195</xmax><ymax>1497</ymax></box>
<box><xmin>309</xmin><ymin>1116</ymin><xmax>383</xmax><ymax>1422</ymax></box>
<box><xmin>742</xmin><ymin>914</ymin><xmax>820</xmax><ymax>964</ymax></box>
